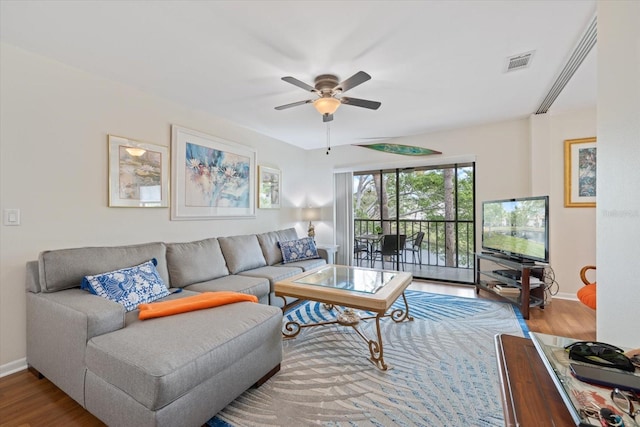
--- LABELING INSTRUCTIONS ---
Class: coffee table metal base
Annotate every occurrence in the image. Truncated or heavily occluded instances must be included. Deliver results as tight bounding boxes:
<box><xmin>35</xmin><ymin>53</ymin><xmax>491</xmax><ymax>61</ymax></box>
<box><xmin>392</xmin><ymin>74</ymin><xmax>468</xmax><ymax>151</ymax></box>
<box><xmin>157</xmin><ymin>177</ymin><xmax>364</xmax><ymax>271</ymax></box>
<box><xmin>282</xmin><ymin>292</ymin><xmax>413</xmax><ymax>370</ymax></box>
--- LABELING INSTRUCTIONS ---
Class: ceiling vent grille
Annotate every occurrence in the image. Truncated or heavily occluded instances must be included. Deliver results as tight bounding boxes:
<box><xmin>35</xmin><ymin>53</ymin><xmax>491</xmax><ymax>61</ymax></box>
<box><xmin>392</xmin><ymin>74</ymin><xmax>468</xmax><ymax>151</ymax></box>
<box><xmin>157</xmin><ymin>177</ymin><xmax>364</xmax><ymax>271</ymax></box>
<box><xmin>505</xmin><ymin>51</ymin><xmax>535</xmax><ymax>72</ymax></box>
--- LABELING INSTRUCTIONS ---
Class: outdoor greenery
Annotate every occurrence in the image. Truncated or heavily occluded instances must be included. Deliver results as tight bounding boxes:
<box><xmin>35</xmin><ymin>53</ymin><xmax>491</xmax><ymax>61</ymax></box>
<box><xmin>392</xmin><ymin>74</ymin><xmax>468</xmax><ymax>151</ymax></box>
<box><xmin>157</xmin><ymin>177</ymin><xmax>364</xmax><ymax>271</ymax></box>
<box><xmin>353</xmin><ymin>165</ymin><xmax>475</xmax><ymax>267</ymax></box>
<box><xmin>482</xmin><ymin>199</ymin><xmax>547</xmax><ymax>260</ymax></box>
<box><xmin>482</xmin><ymin>233</ymin><xmax>545</xmax><ymax>260</ymax></box>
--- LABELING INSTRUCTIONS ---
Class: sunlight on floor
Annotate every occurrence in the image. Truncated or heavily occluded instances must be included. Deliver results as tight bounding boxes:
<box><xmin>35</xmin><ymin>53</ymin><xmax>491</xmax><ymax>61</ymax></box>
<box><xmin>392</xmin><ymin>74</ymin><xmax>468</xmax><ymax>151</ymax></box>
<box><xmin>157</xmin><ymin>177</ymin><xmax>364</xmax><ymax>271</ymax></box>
<box><xmin>409</xmin><ymin>280</ymin><xmax>478</xmax><ymax>298</ymax></box>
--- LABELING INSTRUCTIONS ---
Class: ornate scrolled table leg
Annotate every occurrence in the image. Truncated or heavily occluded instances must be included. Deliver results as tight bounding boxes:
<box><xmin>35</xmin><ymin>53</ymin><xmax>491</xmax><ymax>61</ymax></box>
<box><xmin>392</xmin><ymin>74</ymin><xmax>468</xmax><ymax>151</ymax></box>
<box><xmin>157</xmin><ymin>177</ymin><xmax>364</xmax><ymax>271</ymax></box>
<box><xmin>390</xmin><ymin>292</ymin><xmax>414</xmax><ymax>323</ymax></box>
<box><xmin>279</xmin><ymin>290</ymin><xmax>413</xmax><ymax>370</ymax></box>
<box><xmin>367</xmin><ymin>314</ymin><xmax>388</xmax><ymax>370</ymax></box>
<box><xmin>366</xmin><ymin>292</ymin><xmax>413</xmax><ymax>370</ymax></box>
<box><xmin>282</xmin><ymin>320</ymin><xmax>302</xmax><ymax>338</ymax></box>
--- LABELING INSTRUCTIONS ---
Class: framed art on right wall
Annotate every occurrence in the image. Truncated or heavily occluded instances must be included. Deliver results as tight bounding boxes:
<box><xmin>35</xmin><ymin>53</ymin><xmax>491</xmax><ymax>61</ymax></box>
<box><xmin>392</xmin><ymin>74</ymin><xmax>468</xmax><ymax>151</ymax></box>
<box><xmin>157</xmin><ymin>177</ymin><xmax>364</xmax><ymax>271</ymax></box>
<box><xmin>258</xmin><ymin>165</ymin><xmax>281</xmax><ymax>209</ymax></box>
<box><xmin>564</xmin><ymin>137</ymin><xmax>596</xmax><ymax>207</ymax></box>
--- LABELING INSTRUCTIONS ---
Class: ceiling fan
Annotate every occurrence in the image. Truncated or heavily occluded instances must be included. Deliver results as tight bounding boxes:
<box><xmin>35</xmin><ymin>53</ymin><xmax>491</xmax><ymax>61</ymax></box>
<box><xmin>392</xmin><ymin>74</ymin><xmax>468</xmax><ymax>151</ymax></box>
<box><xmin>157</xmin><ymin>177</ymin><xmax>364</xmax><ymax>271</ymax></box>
<box><xmin>275</xmin><ymin>71</ymin><xmax>381</xmax><ymax>122</ymax></box>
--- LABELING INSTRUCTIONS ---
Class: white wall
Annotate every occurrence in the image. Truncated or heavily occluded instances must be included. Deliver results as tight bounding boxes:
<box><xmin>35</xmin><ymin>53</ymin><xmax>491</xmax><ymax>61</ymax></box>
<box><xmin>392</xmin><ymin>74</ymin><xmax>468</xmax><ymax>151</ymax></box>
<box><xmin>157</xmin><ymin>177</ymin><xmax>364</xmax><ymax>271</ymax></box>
<box><xmin>531</xmin><ymin>108</ymin><xmax>598</xmax><ymax>300</ymax></box>
<box><xmin>0</xmin><ymin>43</ymin><xmax>310</xmax><ymax>370</ymax></box>
<box><xmin>596</xmin><ymin>1</ymin><xmax>640</xmax><ymax>348</ymax></box>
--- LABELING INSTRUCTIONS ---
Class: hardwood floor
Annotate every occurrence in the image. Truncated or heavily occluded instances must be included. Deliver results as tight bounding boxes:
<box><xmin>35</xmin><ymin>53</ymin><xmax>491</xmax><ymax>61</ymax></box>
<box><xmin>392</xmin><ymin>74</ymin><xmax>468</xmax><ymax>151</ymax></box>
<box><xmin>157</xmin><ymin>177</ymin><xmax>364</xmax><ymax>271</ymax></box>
<box><xmin>409</xmin><ymin>280</ymin><xmax>596</xmax><ymax>341</ymax></box>
<box><xmin>0</xmin><ymin>283</ymin><xmax>595</xmax><ymax>427</ymax></box>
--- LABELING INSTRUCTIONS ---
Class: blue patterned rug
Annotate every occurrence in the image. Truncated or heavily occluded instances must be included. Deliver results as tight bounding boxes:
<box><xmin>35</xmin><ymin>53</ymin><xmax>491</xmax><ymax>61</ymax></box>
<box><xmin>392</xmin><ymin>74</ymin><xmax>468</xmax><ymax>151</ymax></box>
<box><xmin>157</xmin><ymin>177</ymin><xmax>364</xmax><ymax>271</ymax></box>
<box><xmin>209</xmin><ymin>290</ymin><xmax>528</xmax><ymax>427</ymax></box>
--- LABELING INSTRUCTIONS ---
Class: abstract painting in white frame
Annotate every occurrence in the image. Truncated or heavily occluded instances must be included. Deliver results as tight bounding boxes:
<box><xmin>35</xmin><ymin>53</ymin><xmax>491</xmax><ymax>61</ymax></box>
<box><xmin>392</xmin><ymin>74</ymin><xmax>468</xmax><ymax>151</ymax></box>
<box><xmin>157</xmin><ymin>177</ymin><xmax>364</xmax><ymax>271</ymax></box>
<box><xmin>171</xmin><ymin>125</ymin><xmax>256</xmax><ymax>220</ymax></box>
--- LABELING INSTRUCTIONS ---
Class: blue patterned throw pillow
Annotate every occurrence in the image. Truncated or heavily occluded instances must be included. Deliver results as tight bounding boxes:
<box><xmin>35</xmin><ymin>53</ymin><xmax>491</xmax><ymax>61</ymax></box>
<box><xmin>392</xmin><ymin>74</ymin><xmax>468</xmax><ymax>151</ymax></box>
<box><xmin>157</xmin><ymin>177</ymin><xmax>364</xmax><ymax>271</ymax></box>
<box><xmin>81</xmin><ymin>258</ymin><xmax>170</xmax><ymax>312</ymax></box>
<box><xmin>279</xmin><ymin>237</ymin><xmax>320</xmax><ymax>264</ymax></box>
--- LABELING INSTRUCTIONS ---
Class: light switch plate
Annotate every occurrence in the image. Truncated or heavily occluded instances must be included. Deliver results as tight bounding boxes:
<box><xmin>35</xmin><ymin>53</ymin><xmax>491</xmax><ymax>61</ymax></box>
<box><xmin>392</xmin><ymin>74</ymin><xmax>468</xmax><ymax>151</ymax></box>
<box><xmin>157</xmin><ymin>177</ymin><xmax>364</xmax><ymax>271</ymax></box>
<box><xmin>3</xmin><ymin>209</ymin><xmax>21</xmax><ymax>226</ymax></box>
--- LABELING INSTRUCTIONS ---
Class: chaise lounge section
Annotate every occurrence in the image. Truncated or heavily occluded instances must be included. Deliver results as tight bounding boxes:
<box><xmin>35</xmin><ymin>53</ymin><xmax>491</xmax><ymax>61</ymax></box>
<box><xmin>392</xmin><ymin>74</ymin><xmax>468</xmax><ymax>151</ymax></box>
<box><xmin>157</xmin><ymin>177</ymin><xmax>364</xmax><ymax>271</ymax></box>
<box><xmin>25</xmin><ymin>228</ymin><xmax>326</xmax><ymax>427</ymax></box>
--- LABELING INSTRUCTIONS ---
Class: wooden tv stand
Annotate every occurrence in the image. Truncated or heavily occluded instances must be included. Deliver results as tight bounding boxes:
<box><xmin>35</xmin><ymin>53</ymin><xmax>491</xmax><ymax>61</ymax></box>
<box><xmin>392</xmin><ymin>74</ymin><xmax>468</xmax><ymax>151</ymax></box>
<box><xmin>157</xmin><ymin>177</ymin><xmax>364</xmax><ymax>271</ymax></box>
<box><xmin>476</xmin><ymin>252</ymin><xmax>546</xmax><ymax>319</ymax></box>
<box><xmin>494</xmin><ymin>334</ymin><xmax>575</xmax><ymax>426</ymax></box>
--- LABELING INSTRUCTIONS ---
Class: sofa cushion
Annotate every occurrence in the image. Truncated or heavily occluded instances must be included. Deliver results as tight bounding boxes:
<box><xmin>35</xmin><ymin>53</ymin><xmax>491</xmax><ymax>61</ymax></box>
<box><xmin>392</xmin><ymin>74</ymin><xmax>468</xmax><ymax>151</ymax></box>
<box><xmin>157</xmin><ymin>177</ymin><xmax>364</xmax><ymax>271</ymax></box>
<box><xmin>278</xmin><ymin>257</ymin><xmax>326</xmax><ymax>271</ymax></box>
<box><xmin>277</xmin><ymin>227</ymin><xmax>299</xmax><ymax>242</ymax></box>
<box><xmin>38</xmin><ymin>242</ymin><xmax>169</xmax><ymax>293</ymax></box>
<box><xmin>85</xmin><ymin>301</ymin><xmax>282</xmax><ymax>411</ymax></box>
<box><xmin>184</xmin><ymin>275</ymin><xmax>270</xmax><ymax>301</ymax></box>
<box><xmin>218</xmin><ymin>235</ymin><xmax>267</xmax><ymax>274</ymax></box>
<box><xmin>256</xmin><ymin>231</ymin><xmax>284</xmax><ymax>265</ymax></box>
<box><xmin>279</xmin><ymin>237</ymin><xmax>320</xmax><ymax>263</ymax></box>
<box><xmin>81</xmin><ymin>259</ymin><xmax>170</xmax><ymax>312</ymax></box>
<box><xmin>166</xmin><ymin>238</ymin><xmax>229</xmax><ymax>287</ymax></box>
<box><xmin>238</xmin><ymin>265</ymin><xmax>303</xmax><ymax>289</ymax></box>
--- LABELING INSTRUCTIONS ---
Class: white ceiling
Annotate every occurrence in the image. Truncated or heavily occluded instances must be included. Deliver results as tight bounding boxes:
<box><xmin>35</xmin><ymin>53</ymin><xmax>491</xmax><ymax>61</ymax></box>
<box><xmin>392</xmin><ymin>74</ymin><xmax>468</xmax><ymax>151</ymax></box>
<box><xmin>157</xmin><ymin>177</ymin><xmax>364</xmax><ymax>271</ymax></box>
<box><xmin>0</xmin><ymin>1</ymin><xmax>597</xmax><ymax>150</ymax></box>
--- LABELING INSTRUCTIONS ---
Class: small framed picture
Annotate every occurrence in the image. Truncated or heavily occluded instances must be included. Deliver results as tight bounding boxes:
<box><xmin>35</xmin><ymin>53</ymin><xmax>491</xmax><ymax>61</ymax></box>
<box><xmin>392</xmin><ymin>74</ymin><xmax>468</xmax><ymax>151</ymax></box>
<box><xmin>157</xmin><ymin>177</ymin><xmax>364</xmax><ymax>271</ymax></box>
<box><xmin>108</xmin><ymin>135</ymin><xmax>169</xmax><ymax>207</ymax></box>
<box><xmin>258</xmin><ymin>166</ymin><xmax>281</xmax><ymax>209</ymax></box>
<box><xmin>564</xmin><ymin>137</ymin><xmax>596</xmax><ymax>207</ymax></box>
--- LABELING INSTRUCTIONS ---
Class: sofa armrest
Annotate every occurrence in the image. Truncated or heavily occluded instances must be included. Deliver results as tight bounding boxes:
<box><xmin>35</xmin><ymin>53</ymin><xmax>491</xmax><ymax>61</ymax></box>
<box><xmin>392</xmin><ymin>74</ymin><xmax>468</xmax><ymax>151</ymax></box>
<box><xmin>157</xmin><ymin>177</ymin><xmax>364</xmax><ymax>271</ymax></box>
<box><xmin>317</xmin><ymin>248</ymin><xmax>329</xmax><ymax>263</ymax></box>
<box><xmin>33</xmin><ymin>289</ymin><xmax>126</xmax><ymax>338</ymax></box>
<box><xmin>26</xmin><ymin>260</ymin><xmax>41</xmax><ymax>293</ymax></box>
<box><xmin>27</xmin><ymin>289</ymin><xmax>125</xmax><ymax>406</ymax></box>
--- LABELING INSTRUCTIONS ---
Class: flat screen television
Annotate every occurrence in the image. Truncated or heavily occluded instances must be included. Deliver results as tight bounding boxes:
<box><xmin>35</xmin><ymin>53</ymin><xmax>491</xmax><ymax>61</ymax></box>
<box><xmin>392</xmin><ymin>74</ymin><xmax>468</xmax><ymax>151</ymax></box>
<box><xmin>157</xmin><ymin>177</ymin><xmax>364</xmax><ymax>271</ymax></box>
<box><xmin>482</xmin><ymin>195</ymin><xmax>549</xmax><ymax>263</ymax></box>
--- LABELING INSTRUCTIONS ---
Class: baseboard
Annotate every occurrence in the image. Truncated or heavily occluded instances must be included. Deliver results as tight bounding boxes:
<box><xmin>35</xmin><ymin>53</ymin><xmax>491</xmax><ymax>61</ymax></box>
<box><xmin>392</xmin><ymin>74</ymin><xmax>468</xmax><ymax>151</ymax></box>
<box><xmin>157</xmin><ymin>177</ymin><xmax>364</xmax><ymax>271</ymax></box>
<box><xmin>551</xmin><ymin>292</ymin><xmax>578</xmax><ymax>301</ymax></box>
<box><xmin>0</xmin><ymin>357</ymin><xmax>27</xmax><ymax>378</ymax></box>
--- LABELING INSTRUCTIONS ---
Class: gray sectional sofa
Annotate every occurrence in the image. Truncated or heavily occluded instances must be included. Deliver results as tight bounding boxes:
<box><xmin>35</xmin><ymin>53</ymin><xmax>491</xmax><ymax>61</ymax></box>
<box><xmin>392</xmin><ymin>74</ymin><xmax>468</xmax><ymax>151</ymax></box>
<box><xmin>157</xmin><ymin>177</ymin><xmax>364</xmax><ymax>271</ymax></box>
<box><xmin>25</xmin><ymin>228</ymin><xmax>327</xmax><ymax>427</ymax></box>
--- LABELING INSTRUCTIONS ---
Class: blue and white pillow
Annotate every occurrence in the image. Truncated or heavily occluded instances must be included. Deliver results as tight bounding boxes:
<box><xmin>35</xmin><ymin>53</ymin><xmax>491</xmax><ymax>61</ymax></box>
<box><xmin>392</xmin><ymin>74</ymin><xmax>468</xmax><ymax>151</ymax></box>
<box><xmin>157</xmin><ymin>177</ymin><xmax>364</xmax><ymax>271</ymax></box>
<box><xmin>81</xmin><ymin>258</ymin><xmax>170</xmax><ymax>312</ymax></box>
<box><xmin>279</xmin><ymin>237</ymin><xmax>320</xmax><ymax>264</ymax></box>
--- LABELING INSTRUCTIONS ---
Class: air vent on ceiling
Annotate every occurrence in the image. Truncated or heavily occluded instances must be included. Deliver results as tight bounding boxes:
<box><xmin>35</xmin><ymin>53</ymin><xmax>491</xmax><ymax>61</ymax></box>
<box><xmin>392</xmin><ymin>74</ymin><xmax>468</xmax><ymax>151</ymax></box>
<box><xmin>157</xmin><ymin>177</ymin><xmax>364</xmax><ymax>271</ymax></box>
<box><xmin>505</xmin><ymin>51</ymin><xmax>535</xmax><ymax>72</ymax></box>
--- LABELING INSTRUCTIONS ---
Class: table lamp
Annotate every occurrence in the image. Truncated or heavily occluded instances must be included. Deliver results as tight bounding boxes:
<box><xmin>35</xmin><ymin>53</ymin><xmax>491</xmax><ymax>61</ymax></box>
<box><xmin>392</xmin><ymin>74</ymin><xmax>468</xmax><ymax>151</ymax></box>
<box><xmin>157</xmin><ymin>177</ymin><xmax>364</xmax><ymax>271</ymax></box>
<box><xmin>302</xmin><ymin>207</ymin><xmax>321</xmax><ymax>239</ymax></box>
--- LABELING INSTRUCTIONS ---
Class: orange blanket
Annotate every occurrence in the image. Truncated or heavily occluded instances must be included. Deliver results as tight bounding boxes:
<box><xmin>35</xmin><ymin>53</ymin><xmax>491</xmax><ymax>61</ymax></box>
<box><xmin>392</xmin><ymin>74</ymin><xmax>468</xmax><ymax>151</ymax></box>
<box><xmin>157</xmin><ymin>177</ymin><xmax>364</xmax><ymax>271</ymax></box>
<box><xmin>138</xmin><ymin>291</ymin><xmax>258</xmax><ymax>320</ymax></box>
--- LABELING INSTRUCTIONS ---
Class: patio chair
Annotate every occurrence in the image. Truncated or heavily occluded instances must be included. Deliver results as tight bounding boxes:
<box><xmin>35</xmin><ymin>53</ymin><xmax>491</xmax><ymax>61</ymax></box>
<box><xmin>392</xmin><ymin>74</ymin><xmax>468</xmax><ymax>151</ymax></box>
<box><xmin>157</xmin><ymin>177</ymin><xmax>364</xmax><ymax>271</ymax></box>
<box><xmin>405</xmin><ymin>231</ymin><xmax>425</xmax><ymax>265</ymax></box>
<box><xmin>354</xmin><ymin>238</ymin><xmax>369</xmax><ymax>266</ymax></box>
<box><xmin>371</xmin><ymin>234</ymin><xmax>406</xmax><ymax>270</ymax></box>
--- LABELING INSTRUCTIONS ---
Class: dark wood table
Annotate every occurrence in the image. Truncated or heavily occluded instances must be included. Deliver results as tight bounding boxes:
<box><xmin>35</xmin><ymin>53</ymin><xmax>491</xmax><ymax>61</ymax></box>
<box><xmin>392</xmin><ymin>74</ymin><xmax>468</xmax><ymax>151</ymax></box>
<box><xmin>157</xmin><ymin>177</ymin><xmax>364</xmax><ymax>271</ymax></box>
<box><xmin>495</xmin><ymin>334</ymin><xmax>577</xmax><ymax>427</ymax></box>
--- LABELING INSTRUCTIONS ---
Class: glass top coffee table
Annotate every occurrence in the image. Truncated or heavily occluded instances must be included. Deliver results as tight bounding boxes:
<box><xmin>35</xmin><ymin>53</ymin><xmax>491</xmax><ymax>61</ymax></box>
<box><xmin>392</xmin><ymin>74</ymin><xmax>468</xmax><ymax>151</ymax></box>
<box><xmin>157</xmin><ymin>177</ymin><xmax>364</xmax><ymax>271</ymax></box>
<box><xmin>274</xmin><ymin>264</ymin><xmax>413</xmax><ymax>370</ymax></box>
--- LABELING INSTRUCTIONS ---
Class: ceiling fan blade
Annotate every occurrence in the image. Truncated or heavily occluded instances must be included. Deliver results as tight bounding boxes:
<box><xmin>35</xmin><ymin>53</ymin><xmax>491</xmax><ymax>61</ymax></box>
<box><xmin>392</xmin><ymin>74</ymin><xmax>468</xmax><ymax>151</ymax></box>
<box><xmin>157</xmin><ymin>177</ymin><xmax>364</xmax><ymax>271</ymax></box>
<box><xmin>274</xmin><ymin>99</ymin><xmax>313</xmax><ymax>110</ymax></box>
<box><xmin>341</xmin><ymin>97</ymin><xmax>381</xmax><ymax>110</ymax></box>
<box><xmin>281</xmin><ymin>76</ymin><xmax>315</xmax><ymax>92</ymax></box>
<box><xmin>322</xmin><ymin>113</ymin><xmax>334</xmax><ymax>123</ymax></box>
<box><xmin>337</xmin><ymin>71</ymin><xmax>371</xmax><ymax>93</ymax></box>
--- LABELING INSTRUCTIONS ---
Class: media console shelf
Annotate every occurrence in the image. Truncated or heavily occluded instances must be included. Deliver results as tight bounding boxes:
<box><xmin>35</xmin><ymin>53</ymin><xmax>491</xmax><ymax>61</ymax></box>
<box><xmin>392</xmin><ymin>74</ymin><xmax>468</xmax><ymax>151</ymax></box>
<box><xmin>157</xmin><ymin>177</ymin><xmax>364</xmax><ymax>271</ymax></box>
<box><xmin>475</xmin><ymin>252</ymin><xmax>546</xmax><ymax>319</ymax></box>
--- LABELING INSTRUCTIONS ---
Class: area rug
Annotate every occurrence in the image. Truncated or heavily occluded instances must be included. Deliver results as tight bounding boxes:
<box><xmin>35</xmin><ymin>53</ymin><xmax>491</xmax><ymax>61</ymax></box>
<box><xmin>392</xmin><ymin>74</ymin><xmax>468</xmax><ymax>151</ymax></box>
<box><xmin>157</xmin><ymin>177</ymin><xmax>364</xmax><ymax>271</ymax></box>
<box><xmin>209</xmin><ymin>290</ymin><xmax>529</xmax><ymax>427</ymax></box>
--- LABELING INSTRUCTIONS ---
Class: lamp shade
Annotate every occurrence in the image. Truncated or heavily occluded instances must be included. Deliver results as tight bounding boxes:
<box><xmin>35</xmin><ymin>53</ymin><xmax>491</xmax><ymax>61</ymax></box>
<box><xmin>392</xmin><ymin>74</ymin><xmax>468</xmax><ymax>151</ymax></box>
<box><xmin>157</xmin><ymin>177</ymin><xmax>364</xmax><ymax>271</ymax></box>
<box><xmin>302</xmin><ymin>207</ymin><xmax>321</xmax><ymax>222</ymax></box>
<box><xmin>313</xmin><ymin>97</ymin><xmax>341</xmax><ymax>115</ymax></box>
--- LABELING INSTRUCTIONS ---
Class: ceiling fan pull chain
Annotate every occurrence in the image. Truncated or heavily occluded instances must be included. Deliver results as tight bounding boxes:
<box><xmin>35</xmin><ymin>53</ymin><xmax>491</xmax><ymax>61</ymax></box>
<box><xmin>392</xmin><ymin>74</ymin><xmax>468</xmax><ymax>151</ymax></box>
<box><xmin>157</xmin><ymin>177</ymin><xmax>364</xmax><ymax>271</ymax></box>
<box><xmin>326</xmin><ymin>121</ymin><xmax>331</xmax><ymax>155</ymax></box>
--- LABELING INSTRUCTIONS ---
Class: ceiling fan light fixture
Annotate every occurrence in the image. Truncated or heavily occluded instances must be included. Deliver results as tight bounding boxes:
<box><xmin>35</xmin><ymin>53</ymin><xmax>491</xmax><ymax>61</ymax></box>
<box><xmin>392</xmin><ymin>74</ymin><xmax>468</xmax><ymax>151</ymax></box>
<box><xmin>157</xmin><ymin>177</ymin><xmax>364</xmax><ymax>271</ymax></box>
<box><xmin>313</xmin><ymin>97</ymin><xmax>341</xmax><ymax>115</ymax></box>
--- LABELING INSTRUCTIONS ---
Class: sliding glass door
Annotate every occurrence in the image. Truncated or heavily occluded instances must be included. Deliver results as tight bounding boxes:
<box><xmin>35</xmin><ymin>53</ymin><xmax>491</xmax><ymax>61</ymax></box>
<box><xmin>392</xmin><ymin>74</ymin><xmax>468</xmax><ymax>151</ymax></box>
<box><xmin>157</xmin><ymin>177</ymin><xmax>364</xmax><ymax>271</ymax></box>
<box><xmin>353</xmin><ymin>163</ymin><xmax>475</xmax><ymax>283</ymax></box>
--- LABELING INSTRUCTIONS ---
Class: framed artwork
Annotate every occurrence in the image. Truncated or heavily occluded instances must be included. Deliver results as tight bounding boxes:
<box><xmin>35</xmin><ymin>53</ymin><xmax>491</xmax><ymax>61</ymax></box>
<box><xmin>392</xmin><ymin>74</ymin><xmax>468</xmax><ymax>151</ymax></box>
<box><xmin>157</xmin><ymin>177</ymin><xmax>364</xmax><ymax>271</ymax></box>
<box><xmin>171</xmin><ymin>125</ymin><xmax>256</xmax><ymax>220</ymax></box>
<box><xmin>564</xmin><ymin>137</ymin><xmax>596</xmax><ymax>207</ymax></box>
<box><xmin>108</xmin><ymin>135</ymin><xmax>169</xmax><ymax>207</ymax></box>
<box><xmin>258</xmin><ymin>166</ymin><xmax>281</xmax><ymax>209</ymax></box>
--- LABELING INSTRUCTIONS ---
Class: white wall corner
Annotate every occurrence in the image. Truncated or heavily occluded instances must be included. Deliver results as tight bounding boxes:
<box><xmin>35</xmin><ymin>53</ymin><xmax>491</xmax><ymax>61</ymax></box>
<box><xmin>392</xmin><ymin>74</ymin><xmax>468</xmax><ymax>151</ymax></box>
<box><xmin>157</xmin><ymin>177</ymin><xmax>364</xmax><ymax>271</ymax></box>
<box><xmin>596</xmin><ymin>0</ymin><xmax>640</xmax><ymax>348</ymax></box>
